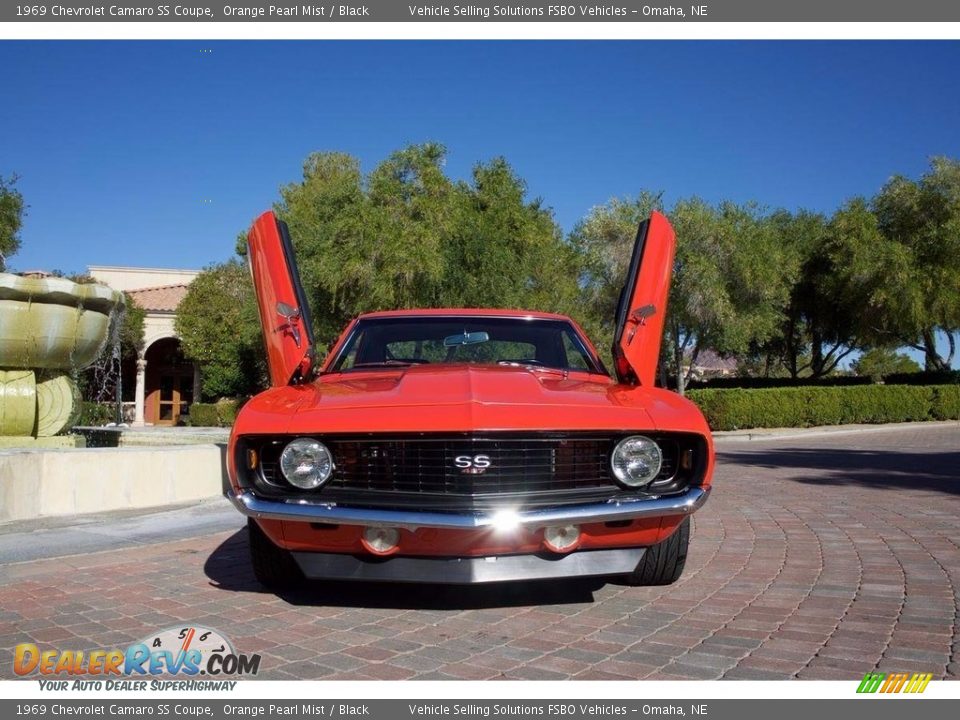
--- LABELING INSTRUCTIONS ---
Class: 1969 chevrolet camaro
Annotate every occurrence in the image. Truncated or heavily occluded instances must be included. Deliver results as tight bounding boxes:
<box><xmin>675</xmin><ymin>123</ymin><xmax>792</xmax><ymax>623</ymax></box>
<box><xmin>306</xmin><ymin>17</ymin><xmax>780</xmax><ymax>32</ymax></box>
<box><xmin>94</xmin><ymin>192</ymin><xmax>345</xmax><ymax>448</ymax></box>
<box><xmin>227</xmin><ymin>210</ymin><xmax>714</xmax><ymax>587</ymax></box>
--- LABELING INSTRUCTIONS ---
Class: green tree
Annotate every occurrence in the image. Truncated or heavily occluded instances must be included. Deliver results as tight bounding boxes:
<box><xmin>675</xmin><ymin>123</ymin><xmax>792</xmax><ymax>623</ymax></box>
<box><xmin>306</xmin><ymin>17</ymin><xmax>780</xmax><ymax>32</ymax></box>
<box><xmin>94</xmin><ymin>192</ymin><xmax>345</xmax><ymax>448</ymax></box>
<box><xmin>666</xmin><ymin>199</ymin><xmax>796</xmax><ymax>394</ymax></box>
<box><xmin>570</xmin><ymin>195</ymin><xmax>796</xmax><ymax>394</ymax></box>
<box><xmin>852</xmin><ymin>348</ymin><xmax>922</xmax><ymax>381</ymax></box>
<box><xmin>186</xmin><ymin>144</ymin><xmax>582</xmax><ymax>395</ymax></box>
<box><xmin>569</xmin><ymin>192</ymin><xmax>665</xmax><ymax>367</ymax></box>
<box><xmin>0</xmin><ymin>174</ymin><xmax>25</xmax><ymax>271</ymax></box>
<box><xmin>175</xmin><ymin>259</ymin><xmax>265</xmax><ymax>398</ymax></box>
<box><xmin>866</xmin><ymin>157</ymin><xmax>960</xmax><ymax>369</ymax></box>
<box><xmin>118</xmin><ymin>292</ymin><xmax>146</xmax><ymax>361</ymax></box>
<box><xmin>271</xmin><ymin>145</ymin><xmax>450</xmax><ymax>348</ymax></box>
<box><xmin>752</xmin><ymin>209</ymin><xmax>863</xmax><ymax>378</ymax></box>
<box><xmin>272</xmin><ymin>143</ymin><xmax>581</xmax><ymax>352</ymax></box>
<box><xmin>443</xmin><ymin>157</ymin><xmax>583</xmax><ymax>316</ymax></box>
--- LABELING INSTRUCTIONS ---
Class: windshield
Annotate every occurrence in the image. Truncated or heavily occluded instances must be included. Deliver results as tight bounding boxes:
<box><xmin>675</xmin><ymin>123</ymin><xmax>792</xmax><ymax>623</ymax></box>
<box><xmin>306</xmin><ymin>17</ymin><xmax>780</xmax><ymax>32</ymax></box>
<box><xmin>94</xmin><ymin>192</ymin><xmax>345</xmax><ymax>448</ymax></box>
<box><xmin>328</xmin><ymin>316</ymin><xmax>604</xmax><ymax>374</ymax></box>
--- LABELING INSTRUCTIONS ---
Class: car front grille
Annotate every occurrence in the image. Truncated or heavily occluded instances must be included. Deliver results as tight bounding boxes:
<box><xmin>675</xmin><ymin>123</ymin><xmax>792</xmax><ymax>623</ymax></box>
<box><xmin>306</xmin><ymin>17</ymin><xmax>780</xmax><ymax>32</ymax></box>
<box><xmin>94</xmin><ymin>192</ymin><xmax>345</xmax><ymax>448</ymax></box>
<box><xmin>251</xmin><ymin>433</ymin><xmax>689</xmax><ymax>509</ymax></box>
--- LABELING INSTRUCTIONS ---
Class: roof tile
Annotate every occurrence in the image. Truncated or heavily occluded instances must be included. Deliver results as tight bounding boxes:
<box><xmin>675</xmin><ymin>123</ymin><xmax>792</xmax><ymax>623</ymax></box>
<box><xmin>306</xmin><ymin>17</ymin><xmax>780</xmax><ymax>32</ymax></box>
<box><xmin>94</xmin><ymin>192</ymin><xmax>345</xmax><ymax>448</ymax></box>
<box><xmin>126</xmin><ymin>284</ymin><xmax>189</xmax><ymax>312</ymax></box>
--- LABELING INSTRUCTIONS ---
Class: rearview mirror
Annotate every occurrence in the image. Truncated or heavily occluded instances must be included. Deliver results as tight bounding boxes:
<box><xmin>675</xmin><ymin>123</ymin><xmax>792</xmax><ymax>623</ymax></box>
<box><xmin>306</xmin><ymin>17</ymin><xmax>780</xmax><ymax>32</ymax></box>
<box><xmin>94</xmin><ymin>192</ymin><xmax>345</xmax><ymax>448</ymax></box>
<box><xmin>443</xmin><ymin>331</ymin><xmax>490</xmax><ymax>347</ymax></box>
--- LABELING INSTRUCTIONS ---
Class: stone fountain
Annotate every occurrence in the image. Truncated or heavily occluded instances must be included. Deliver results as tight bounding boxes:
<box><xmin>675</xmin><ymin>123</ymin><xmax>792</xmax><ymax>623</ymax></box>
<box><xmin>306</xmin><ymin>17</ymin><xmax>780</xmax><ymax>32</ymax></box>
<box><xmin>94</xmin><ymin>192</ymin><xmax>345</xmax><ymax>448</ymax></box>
<box><xmin>0</xmin><ymin>272</ymin><xmax>123</xmax><ymax>447</ymax></box>
<box><xmin>0</xmin><ymin>272</ymin><xmax>222</xmax><ymax>524</ymax></box>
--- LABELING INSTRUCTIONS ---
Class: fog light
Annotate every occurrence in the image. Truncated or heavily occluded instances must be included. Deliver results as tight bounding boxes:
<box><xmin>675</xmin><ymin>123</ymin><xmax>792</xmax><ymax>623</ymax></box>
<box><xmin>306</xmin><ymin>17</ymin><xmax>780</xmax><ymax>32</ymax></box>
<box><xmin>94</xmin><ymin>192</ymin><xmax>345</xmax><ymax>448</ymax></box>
<box><xmin>490</xmin><ymin>509</ymin><xmax>522</xmax><ymax>533</ymax></box>
<box><xmin>361</xmin><ymin>526</ymin><xmax>400</xmax><ymax>555</ymax></box>
<box><xmin>543</xmin><ymin>524</ymin><xmax>580</xmax><ymax>553</ymax></box>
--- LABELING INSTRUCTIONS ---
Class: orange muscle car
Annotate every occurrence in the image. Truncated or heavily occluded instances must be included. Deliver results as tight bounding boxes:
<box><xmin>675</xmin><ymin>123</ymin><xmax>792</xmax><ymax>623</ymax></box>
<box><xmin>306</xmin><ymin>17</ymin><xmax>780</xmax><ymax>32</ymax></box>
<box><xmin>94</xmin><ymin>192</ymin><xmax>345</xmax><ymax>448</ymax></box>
<box><xmin>227</xmin><ymin>210</ymin><xmax>714</xmax><ymax>587</ymax></box>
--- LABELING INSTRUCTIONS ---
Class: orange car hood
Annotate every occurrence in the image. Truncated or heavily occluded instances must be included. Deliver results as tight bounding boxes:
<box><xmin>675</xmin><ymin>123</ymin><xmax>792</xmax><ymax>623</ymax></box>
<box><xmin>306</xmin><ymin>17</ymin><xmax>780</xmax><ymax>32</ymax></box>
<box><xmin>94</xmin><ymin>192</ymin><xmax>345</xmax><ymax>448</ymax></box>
<box><xmin>233</xmin><ymin>364</ymin><xmax>695</xmax><ymax>436</ymax></box>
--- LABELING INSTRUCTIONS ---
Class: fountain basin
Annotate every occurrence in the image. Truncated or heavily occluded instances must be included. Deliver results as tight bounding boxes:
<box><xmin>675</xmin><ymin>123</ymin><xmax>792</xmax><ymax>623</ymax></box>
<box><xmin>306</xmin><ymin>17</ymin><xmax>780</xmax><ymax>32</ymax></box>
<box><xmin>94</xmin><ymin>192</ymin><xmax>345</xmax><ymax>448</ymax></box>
<box><xmin>0</xmin><ymin>272</ymin><xmax>123</xmax><ymax>441</ymax></box>
<box><xmin>0</xmin><ymin>273</ymin><xmax>122</xmax><ymax>370</ymax></box>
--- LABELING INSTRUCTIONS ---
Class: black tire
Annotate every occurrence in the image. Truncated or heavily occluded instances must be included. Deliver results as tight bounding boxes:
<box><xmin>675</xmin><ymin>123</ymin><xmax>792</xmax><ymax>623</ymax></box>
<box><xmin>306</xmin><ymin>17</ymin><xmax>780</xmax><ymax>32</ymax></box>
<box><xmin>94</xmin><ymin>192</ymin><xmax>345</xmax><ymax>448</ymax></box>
<box><xmin>248</xmin><ymin>518</ymin><xmax>304</xmax><ymax>589</ymax></box>
<box><xmin>621</xmin><ymin>517</ymin><xmax>690</xmax><ymax>586</ymax></box>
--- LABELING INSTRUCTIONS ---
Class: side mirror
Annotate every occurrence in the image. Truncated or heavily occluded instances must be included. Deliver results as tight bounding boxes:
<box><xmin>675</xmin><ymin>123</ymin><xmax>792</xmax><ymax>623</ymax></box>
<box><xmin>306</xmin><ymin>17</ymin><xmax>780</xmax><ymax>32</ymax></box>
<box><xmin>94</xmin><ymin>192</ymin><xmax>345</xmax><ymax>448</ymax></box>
<box><xmin>276</xmin><ymin>302</ymin><xmax>302</xmax><ymax>347</ymax></box>
<box><xmin>277</xmin><ymin>302</ymin><xmax>301</xmax><ymax>322</ymax></box>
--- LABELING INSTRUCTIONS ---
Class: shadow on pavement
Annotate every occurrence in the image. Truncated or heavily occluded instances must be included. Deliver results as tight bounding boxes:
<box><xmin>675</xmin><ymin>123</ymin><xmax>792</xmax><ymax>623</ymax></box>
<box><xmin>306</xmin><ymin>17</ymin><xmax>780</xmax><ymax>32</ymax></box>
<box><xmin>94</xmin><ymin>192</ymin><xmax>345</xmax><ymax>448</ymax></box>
<box><xmin>204</xmin><ymin>529</ymin><xmax>604</xmax><ymax>610</ymax></box>
<box><xmin>719</xmin><ymin>446</ymin><xmax>960</xmax><ymax>495</ymax></box>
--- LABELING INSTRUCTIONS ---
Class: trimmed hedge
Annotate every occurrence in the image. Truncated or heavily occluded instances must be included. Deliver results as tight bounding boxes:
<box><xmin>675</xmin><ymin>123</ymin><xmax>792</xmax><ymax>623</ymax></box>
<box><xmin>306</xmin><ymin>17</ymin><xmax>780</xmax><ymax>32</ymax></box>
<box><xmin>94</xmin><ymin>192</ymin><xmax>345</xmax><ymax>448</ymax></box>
<box><xmin>687</xmin><ymin>384</ymin><xmax>959</xmax><ymax>431</ymax></box>
<box><xmin>189</xmin><ymin>403</ymin><xmax>219</xmax><ymax>427</ymax></box>
<box><xmin>883</xmin><ymin>369</ymin><xmax>960</xmax><ymax>386</ymax></box>
<box><xmin>215</xmin><ymin>398</ymin><xmax>241</xmax><ymax>425</ymax></box>
<box><xmin>685</xmin><ymin>370</ymin><xmax>959</xmax><ymax>391</ymax></box>
<box><xmin>932</xmin><ymin>385</ymin><xmax>960</xmax><ymax>420</ymax></box>
<box><xmin>189</xmin><ymin>398</ymin><xmax>243</xmax><ymax>427</ymax></box>
<box><xmin>687</xmin><ymin>375</ymin><xmax>872</xmax><ymax>390</ymax></box>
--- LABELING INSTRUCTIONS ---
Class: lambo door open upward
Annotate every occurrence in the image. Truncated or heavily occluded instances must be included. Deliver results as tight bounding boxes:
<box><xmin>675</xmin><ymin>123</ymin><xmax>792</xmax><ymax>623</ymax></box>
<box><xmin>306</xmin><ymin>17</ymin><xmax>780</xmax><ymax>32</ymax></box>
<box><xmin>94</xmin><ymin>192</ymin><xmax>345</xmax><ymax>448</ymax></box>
<box><xmin>612</xmin><ymin>211</ymin><xmax>677</xmax><ymax>387</ymax></box>
<box><xmin>247</xmin><ymin>211</ymin><xmax>315</xmax><ymax>387</ymax></box>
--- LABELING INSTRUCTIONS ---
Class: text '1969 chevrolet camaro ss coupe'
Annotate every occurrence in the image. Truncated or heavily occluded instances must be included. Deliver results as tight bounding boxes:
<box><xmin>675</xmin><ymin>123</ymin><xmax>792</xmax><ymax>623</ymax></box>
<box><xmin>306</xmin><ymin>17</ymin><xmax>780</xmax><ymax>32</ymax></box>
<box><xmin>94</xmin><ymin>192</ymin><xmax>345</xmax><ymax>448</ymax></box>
<box><xmin>227</xmin><ymin>210</ymin><xmax>714</xmax><ymax>588</ymax></box>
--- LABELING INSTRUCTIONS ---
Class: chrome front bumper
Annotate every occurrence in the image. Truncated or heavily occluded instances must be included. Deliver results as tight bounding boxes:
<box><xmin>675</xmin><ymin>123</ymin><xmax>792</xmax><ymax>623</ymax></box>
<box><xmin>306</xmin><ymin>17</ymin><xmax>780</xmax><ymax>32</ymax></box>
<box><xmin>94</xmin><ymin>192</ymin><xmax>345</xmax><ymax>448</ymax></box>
<box><xmin>292</xmin><ymin>547</ymin><xmax>648</xmax><ymax>584</ymax></box>
<box><xmin>228</xmin><ymin>485</ymin><xmax>710</xmax><ymax>531</ymax></box>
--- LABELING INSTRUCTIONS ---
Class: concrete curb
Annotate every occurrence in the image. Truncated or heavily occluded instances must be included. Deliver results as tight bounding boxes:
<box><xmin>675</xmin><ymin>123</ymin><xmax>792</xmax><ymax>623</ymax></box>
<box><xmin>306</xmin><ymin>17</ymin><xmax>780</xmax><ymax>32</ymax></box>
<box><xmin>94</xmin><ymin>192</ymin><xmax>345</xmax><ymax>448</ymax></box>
<box><xmin>0</xmin><ymin>443</ymin><xmax>228</xmax><ymax>524</ymax></box>
<box><xmin>712</xmin><ymin>419</ymin><xmax>960</xmax><ymax>444</ymax></box>
<box><xmin>119</xmin><ymin>427</ymin><xmax>230</xmax><ymax>447</ymax></box>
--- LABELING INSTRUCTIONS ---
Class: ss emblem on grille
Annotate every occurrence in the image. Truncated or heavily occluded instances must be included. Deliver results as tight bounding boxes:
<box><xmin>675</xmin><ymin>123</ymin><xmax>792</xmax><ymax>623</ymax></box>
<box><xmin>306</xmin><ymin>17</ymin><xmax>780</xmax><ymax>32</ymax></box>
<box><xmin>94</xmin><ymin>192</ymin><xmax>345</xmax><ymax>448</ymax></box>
<box><xmin>454</xmin><ymin>454</ymin><xmax>492</xmax><ymax>474</ymax></box>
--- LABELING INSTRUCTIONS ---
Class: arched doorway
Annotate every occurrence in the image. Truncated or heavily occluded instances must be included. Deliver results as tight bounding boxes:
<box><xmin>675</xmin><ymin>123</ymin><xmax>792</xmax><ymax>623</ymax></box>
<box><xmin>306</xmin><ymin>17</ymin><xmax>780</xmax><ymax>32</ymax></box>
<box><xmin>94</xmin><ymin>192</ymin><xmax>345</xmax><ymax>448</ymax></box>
<box><xmin>143</xmin><ymin>337</ymin><xmax>195</xmax><ymax>426</ymax></box>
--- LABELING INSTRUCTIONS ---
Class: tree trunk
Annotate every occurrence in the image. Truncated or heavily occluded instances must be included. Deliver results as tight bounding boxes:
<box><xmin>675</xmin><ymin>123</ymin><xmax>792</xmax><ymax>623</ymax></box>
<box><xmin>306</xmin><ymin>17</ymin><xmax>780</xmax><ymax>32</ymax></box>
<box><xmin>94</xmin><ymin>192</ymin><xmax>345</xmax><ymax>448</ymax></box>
<box><xmin>684</xmin><ymin>344</ymin><xmax>701</xmax><ymax>391</ymax></box>
<box><xmin>922</xmin><ymin>328</ymin><xmax>948</xmax><ymax>371</ymax></box>
<box><xmin>672</xmin><ymin>326</ymin><xmax>685</xmax><ymax>397</ymax></box>
<box><xmin>658</xmin><ymin>341</ymin><xmax>669</xmax><ymax>388</ymax></box>
<box><xmin>810</xmin><ymin>329</ymin><xmax>824</xmax><ymax>378</ymax></box>
<box><xmin>785</xmin><ymin>311</ymin><xmax>799</xmax><ymax>379</ymax></box>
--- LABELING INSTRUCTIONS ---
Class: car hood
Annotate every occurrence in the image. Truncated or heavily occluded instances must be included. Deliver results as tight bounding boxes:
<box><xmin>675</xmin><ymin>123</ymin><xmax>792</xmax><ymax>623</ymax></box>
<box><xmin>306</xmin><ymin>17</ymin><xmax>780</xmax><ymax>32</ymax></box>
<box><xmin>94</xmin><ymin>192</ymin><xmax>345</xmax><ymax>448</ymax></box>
<box><xmin>233</xmin><ymin>364</ymin><xmax>691</xmax><ymax>435</ymax></box>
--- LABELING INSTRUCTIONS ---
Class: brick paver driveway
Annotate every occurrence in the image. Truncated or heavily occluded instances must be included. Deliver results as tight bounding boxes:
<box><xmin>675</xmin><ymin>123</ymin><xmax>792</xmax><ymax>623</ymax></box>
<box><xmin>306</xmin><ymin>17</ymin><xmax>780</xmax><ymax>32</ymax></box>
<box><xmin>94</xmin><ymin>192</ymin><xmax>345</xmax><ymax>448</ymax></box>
<box><xmin>1</xmin><ymin>425</ymin><xmax>958</xmax><ymax>680</ymax></box>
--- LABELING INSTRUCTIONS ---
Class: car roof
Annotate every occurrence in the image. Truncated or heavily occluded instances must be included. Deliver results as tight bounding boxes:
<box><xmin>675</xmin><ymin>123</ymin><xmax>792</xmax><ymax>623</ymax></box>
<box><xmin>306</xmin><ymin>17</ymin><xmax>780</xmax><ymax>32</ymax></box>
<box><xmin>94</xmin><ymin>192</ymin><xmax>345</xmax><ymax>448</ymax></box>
<box><xmin>355</xmin><ymin>308</ymin><xmax>573</xmax><ymax>321</ymax></box>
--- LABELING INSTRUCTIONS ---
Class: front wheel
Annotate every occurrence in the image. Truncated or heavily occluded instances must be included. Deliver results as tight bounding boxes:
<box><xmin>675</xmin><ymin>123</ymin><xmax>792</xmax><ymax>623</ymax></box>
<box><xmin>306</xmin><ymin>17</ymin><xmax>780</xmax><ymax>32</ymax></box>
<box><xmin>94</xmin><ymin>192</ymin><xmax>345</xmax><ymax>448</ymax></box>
<box><xmin>248</xmin><ymin>518</ymin><xmax>304</xmax><ymax>589</ymax></box>
<box><xmin>621</xmin><ymin>517</ymin><xmax>690</xmax><ymax>586</ymax></box>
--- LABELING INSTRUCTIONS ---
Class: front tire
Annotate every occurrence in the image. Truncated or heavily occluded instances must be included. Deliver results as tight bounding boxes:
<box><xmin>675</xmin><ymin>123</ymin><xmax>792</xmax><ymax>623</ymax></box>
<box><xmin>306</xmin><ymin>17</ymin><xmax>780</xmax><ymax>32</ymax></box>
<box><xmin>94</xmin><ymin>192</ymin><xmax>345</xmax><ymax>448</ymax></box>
<box><xmin>248</xmin><ymin>518</ymin><xmax>304</xmax><ymax>589</ymax></box>
<box><xmin>621</xmin><ymin>517</ymin><xmax>690</xmax><ymax>586</ymax></box>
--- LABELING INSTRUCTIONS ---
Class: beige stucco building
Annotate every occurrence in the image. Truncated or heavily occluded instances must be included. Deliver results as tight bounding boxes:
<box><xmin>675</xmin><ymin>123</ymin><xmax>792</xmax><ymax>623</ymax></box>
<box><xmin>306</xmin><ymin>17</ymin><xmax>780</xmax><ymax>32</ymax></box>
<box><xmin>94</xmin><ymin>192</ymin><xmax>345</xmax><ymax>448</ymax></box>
<box><xmin>88</xmin><ymin>266</ymin><xmax>199</xmax><ymax>426</ymax></box>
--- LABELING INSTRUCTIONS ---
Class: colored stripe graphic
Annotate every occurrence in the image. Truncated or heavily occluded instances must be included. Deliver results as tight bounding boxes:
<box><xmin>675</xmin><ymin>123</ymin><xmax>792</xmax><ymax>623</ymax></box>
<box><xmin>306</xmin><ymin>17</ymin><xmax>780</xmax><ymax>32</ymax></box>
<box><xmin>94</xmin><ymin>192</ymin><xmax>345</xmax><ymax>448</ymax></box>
<box><xmin>857</xmin><ymin>672</ymin><xmax>885</xmax><ymax>693</ymax></box>
<box><xmin>905</xmin><ymin>673</ymin><xmax>933</xmax><ymax>693</ymax></box>
<box><xmin>857</xmin><ymin>671</ymin><xmax>931</xmax><ymax>694</ymax></box>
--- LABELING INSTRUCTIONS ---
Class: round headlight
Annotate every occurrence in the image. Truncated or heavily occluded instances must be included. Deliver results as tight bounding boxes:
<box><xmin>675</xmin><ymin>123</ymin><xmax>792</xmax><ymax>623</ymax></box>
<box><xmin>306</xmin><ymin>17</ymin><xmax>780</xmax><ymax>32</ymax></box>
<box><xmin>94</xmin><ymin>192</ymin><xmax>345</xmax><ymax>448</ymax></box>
<box><xmin>279</xmin><ymin>438</ymin><xmax>334</xmax><ymax>490</ymax></box>
<box><xmin>611</xmin><ymin>435</ymin><xmax>662</xmax><ymax>488</ymax></box>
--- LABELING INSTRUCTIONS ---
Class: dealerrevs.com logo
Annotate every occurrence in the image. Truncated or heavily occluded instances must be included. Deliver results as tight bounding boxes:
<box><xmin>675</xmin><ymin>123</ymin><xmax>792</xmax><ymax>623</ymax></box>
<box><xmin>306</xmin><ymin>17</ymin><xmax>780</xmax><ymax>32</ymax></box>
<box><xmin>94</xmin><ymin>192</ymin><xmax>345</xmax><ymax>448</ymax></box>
<box><xmin>14</xmin><ymin>626</ymin><xmax>261</xmax><ymax>688</ymax></box>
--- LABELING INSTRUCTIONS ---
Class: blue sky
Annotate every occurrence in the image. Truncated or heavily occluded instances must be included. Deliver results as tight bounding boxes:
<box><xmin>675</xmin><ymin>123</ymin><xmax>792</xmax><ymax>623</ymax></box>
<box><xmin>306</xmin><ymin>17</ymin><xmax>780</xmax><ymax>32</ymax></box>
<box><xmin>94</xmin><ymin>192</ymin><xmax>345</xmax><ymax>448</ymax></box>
<box><xmin>2</xmin><ymin>40</ymin><xmax>959</xmax><ymax>276</ymax></box>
